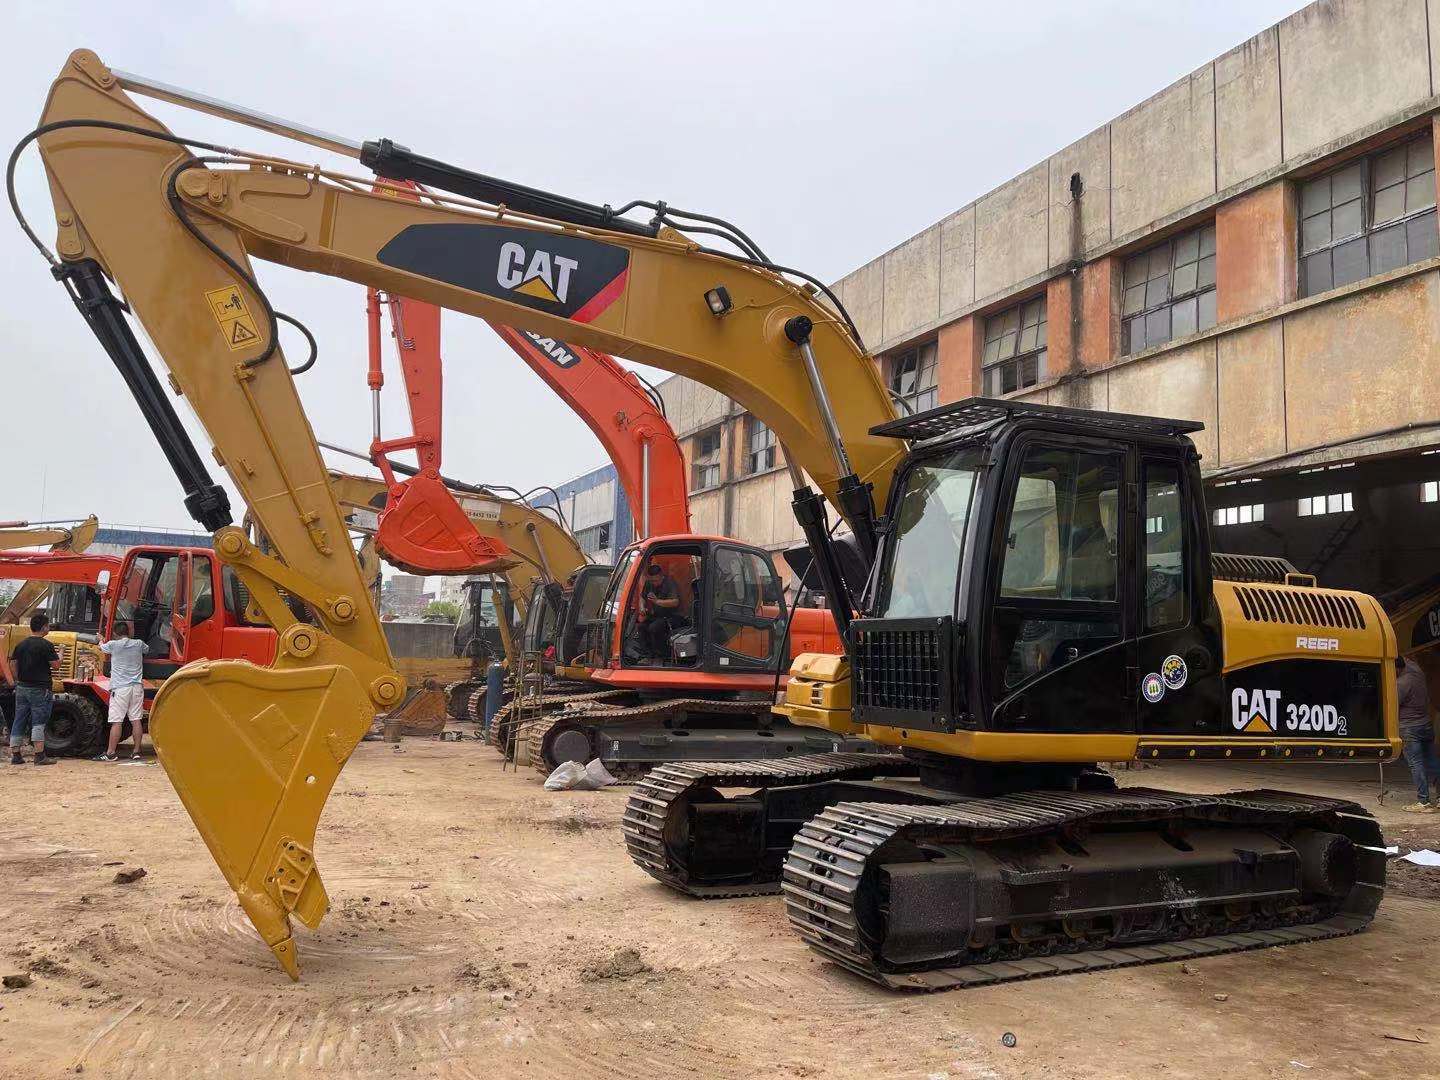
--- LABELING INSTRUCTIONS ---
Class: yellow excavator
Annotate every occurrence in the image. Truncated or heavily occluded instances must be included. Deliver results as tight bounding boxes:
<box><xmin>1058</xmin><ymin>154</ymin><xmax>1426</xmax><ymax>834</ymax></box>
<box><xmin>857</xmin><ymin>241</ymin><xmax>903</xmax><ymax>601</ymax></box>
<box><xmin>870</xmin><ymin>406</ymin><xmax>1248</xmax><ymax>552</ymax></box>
<box><xmin>20</xmin><ymin>52</ymin><xmax>1397</xmax><ymax>987</ymax></box>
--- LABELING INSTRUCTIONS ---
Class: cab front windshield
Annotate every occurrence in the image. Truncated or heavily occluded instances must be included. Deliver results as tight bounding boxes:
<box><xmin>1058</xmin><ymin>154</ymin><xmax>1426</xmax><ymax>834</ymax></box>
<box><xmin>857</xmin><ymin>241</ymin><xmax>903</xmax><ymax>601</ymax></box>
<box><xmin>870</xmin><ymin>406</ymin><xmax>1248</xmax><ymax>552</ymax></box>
<box><xmin>874</xmin><ymin>447</ymin><xmax>982</xmax><ymax>618</ymax></box>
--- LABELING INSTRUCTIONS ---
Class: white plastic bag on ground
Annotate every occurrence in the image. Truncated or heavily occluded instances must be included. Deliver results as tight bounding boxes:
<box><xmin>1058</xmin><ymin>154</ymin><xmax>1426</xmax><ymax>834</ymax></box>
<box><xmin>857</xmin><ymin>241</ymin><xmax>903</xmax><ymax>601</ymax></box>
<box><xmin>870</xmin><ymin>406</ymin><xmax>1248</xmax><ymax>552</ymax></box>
<box><xmin>544</xmin><ymin>758</ymin><xmax>617</xmax><ymax>791</ymax></box>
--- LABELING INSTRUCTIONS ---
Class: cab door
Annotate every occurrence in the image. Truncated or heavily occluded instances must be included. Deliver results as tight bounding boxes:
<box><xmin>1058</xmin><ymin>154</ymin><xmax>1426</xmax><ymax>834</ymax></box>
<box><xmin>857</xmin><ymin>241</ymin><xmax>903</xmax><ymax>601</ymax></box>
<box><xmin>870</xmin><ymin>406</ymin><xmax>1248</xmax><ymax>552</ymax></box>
<box><xmin>1133</xmin><ymin>453</ymin><xmax>1224</xmax><ymax>734</ymax></box>
<box><xmin>985</xmin><ymin>436</ymin><xmax>1137</xmax><ymax>734</ymax></box>
<box><xmin>168</xmin><ymin>552</ymin><xmax>192</xmax><ymax>662</ymax></box>
<box><xmin>180</xmin><ymin>553</ymin><xmax>225</xmax><ymax>662</ymax></box>
<box><xmin>704</xmin><ymin>544</ymin><xmax>785</xmax><ymax>674</ymax></box>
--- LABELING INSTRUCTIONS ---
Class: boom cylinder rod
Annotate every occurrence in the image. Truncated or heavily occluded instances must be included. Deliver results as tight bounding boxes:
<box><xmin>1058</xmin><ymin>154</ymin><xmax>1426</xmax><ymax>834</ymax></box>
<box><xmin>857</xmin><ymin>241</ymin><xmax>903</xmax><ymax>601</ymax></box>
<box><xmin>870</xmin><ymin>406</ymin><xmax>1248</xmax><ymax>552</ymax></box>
<box><xmin>783</xmin><ymin>316</ymin><xmax>879</xmax><ymax>564</ymax></box>
<box><xmin>525</xmin><ymin>522</ymin><xmax>554</xmax><ymax>581</ymax></box>
<box><xmin>366</xmin><ymin>289</ymin><xmax>383</xmax><ymax>442</ymax></box>
<box><xmin>641</xmin><ymin>440</ymin><xmax>651</xmax><ymax>539</ymax></box>
<box><xmin>112</xmin><ymin>68</ymin><xmax>364</xmax><ymax>158</ymax></box>
<box><xmin>57</xmin><ymin>260</ymin><xmax>232</xmax><ymax>531</ymax></box>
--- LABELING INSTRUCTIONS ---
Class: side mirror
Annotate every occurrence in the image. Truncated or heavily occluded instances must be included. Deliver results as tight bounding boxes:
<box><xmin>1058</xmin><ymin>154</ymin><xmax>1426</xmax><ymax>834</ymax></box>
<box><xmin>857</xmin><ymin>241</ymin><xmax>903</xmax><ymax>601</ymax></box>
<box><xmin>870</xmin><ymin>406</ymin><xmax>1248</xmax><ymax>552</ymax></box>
<box><xmin>95</xmin><ymin>570</ymin><xmax>111</xmax><ymax>592</ymax></box>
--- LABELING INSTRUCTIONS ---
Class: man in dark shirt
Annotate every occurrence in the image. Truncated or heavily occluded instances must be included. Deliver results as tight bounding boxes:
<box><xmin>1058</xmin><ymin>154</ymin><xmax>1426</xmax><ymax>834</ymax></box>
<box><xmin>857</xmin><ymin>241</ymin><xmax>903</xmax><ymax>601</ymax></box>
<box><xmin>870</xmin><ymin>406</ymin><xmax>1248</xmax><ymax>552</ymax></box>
<box><xmin>1396</xmin><ymin>655</ymin><xmax>1439</xmax><ymax>812</ymax></box>
<box><xmin>7</xmin><ymin>613</ymin><xmax>59</xmax><ymax>766</ymax></box>
<box><xmin>637</xmin><ymin>562</ymin><xmax>688</xmax><ymax>659</ymax></box>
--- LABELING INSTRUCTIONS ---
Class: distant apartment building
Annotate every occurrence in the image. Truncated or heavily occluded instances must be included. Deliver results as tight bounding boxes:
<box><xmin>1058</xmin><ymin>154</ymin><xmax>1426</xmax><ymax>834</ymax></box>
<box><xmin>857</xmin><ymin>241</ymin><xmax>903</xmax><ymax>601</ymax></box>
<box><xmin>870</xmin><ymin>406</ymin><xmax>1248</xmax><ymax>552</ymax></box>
<box><xmin>382</xmin><ymin>573</ymin><xmax>428</xmax><ymax>617</ymax></box>
<box><xmin>655</xmin><ymin>0</ymin><xmax>1440</xmax><ymax>612</ymax></box>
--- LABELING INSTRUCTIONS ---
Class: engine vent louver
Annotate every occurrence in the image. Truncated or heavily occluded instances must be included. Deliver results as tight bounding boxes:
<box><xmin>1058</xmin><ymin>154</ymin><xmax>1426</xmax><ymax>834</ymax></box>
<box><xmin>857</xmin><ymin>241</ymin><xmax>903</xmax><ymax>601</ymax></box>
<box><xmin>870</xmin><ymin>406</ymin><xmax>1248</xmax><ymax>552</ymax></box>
<box><xmin>1233</xmin><ymin>585</ymin><xmax>1366</xmax><ymax>630</ymax></box>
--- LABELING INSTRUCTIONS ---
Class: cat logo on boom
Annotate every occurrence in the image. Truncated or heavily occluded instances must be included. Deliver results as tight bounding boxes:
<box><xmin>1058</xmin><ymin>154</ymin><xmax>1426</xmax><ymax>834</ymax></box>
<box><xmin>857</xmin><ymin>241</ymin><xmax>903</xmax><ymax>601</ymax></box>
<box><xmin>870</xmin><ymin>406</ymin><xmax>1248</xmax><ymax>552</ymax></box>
<box><xmin>498</xmin><ymin>243</ymin><xmax>579</xmax><ymax>305</ymax></box>
<box><xmin>377</xmin><ymin>224</ymin><xmax>631</xmax><ymax>322</ymax></box>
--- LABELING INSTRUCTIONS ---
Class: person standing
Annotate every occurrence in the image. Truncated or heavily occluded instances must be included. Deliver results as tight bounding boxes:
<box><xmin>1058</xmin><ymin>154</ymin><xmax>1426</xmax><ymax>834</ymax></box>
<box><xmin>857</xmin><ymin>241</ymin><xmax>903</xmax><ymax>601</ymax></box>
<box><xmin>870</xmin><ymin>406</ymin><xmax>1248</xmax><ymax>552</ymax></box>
<box><xmin>1396</xmin><ymin>655</ymin><xmax>1440</xmax><ymax>812</ymax></box>
<box><xmin>8</xmin><ymin>613</ymin><xmax>59</xmax><ymax>766</ymax></box>
<box><xmin>93</xmin><ymin>620</ymin><xmax>149</xmax><ymax>763</ymax></box>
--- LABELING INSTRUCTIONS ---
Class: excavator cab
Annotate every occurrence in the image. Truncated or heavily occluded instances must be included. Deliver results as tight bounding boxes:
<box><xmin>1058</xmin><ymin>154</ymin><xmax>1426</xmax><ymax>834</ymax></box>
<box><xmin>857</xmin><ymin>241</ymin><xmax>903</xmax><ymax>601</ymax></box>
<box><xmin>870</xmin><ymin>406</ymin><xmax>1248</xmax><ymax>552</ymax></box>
<box><xmin>593</xmin><ymin>537</ymin><xmax>788</xmax><ymax>680</ymax></box>
<box><xmin>520</xmin><ymin>564</ymin><xmax>610</xmax><ymax>669</ymax></box>
<box><xmin>106</xmin><ymin>547</ymin><xmax>274</xmax><ymax>680</ymax></box>
<box><xmin>849</xmin><ymin>398</ymin><xmax>1390</xmax><ymax>759</ymax></box>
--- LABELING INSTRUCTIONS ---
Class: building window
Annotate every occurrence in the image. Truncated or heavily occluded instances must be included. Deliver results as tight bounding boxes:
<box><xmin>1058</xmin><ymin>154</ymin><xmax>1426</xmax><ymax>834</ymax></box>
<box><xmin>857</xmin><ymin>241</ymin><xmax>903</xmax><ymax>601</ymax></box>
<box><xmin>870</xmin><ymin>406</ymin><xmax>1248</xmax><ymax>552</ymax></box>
<box><xmin>1299</xmin><ymin>134</ymin><xmax>1437</xmax><ymax>297</ymax></box>
<box><xmin>1212</xmin><ymin>504</ymin><xmax>1264</xmax><ymax>527</ymax></box>
<box><xmin>888</xmin><ymin>342</ymin><xmax>938</xmax><ymax>414</ymax></box>
<box><xmin>1297</xmin><ymin>492</ymin><xmax>1353</xmax><ymax>517</ymax></box>
<box><xmin>982</xmin><ymin>296</ymin><xmax>1047</xmax><ymax>396</ymax></box>
<box><xmin>692</xmin><ymin>427</ymin><xmax>722</xmax><ymax>490</ymax></box>
<box><xmin>1422</xmin><ymin>481</ymin><xmax>1437</xmax><ymax>503</ymax></box>
<box><xmin>746</xmin><ymin>416</ymin><xmax>776</xmax><ymax>474</ymax></box>
<box><xmin>576</xmin><ymin>522</ymin><xmax>611</xmax><ymax>555</ymax></box>
<box><xmin>1122</xmin><ymin>223</ymin><xmax>1217</xmax><ymax>355</ymax></box>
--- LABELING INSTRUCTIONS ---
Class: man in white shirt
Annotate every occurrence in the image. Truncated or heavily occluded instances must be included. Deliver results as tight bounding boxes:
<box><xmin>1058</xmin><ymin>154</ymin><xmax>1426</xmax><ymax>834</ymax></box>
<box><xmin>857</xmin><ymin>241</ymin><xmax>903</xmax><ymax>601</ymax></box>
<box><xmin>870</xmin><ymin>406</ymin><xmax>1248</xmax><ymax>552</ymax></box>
<box><xmin>93</xmin><ymin>621</ymin><xmax>149</xmax><ymax>762</ymax></box>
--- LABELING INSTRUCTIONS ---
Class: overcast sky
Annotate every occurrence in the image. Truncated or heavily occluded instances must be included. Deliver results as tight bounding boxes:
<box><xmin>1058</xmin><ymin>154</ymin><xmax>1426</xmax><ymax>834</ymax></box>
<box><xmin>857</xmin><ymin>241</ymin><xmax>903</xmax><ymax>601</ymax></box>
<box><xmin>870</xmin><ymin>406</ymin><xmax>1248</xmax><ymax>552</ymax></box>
<box><xmin>2</xmin><ymin>0</ymin><xmax>1305</xmax><ymax>534</ymax></box>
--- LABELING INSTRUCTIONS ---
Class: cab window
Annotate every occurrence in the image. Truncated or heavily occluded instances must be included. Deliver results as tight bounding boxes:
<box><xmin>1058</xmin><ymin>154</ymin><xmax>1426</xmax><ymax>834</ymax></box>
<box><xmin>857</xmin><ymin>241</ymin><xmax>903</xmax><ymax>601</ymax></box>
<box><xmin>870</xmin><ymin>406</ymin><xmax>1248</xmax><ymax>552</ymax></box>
<box><xmin>191</xmin><ymin>557</ymin><xmax>215</xmax><ymax>623</ymax></box>
<box><xmin>876</xmin><ymin>447</ymin><xmax>983</xmax><ymax>619</ymax></box>
<box><xmin>1142</xmin><ymin>462</ymin><xmax>1187</xmax><ymax>632</ymax></box>
<box><xmin>999</xmin><ymin>447</ymin><xmax>1119</xmax><ymax>602</ymax></box>
<box><xmin>992</xmin><ymin>444</ymin><xmax>1123</xmax><ymax>691</ymax></box>
<box><xmin>710</xmin><ymin>547</ymin><xmax>782</xmax><ymax>661</ymax></box>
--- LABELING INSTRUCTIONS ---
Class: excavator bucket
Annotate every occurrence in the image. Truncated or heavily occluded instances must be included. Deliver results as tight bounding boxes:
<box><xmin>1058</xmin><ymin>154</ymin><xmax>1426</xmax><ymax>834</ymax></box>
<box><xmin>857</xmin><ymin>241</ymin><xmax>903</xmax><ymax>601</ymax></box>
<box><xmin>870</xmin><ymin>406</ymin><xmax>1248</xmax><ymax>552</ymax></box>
<box><xmin>380</xmin><ymin>680</ymin><xmax>450</xmax><ymax>737</ymax></box>
<box><xmin>375</xmin><ymin>473</ymin><xmax>518</xmax><ymax>576</ymax></box>
<box><xmin>148</xmin><ymin>656</ymin><xmax>376</xmax><ymax>980</ymax></box>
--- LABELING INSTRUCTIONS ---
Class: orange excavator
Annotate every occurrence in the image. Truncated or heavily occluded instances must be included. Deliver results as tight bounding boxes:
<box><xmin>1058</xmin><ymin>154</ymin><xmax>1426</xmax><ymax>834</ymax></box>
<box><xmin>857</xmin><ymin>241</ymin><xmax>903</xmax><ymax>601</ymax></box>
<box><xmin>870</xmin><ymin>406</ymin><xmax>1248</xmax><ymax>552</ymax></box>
<box><xmin>351</xmin><ymin>193</ymin><xmax>848</xmax><ymax>777</ymax></box>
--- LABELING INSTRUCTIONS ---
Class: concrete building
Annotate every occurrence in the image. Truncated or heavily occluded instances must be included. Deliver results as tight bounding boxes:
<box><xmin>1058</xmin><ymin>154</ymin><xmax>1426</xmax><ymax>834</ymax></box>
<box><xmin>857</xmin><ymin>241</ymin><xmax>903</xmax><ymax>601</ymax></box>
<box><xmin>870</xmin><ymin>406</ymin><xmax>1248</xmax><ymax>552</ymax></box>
<box><xmin>656</xmin><ymin>0</ymin><xmax>1440</xmax><ymax>607</ymax></box>
<box><xmin>656</xmin><ymin>376</ymin><xmax>804</xmax><ymax>556</ymax></box>
<box><xmin>531</xmin><ymin>463</ymin><xmax>632</xmax><ymax>566</ymax></box>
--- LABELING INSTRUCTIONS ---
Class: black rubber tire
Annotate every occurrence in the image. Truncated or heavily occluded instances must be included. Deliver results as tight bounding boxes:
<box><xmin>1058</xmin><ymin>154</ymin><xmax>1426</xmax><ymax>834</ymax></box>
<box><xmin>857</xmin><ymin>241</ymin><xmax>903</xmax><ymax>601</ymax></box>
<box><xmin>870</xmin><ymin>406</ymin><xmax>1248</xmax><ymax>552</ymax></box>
<box><xmin>44</xmin><ymin>693</ymin><xmax>105</xmax><ymax>758</ymax></box>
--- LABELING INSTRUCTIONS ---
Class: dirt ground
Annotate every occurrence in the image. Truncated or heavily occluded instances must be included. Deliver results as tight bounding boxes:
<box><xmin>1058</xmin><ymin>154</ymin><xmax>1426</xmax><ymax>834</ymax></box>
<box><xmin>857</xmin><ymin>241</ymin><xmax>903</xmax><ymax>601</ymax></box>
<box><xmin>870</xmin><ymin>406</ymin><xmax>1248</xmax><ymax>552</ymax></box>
<box><xmin>1</xmin><ymin>741</ymin><xmax>1438</xmax><ymax>1080</ymax></box>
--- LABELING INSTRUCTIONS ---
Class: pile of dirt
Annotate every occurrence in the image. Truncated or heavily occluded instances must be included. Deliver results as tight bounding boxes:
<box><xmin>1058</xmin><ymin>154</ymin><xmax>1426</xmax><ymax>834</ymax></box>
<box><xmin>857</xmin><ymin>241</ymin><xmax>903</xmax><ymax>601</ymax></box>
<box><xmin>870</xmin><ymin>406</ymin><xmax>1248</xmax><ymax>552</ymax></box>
<box><xmin>581</xmin><ymin>947</ymin><xmax>650</xmax><ymax>981</ymax></box>
<box><xmin>456</xmin><ymin>960</ymin><xmax>512</xmax><ymax>992</ymax></box>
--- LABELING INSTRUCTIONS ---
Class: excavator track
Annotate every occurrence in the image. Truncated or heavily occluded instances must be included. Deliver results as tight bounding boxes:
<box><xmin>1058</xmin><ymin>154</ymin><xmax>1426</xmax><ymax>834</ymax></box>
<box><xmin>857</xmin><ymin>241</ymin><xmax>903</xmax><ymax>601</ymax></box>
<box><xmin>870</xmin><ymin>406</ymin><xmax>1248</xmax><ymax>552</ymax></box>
<box><xmin>444</xmin><ymin>679</ymin><xmax>480</xmax><ymax>721</ymax></box>
<box><xmin>782</xmin><ymin>789</ymin><xmax>1385</xmax><ymax>991</ymax></box>
<box><xmin>623</xmin><ymin>753</ymin><xmax>915</xmax><ymax>896</ymax></box>
<box><xmin>489</xmin><ymin>686</ymin><xmax>628</xmax><ymax>752</ymax></box>
<box><xmin>528</xmin><ymin>697</ymin><xmax>864</xmax><ymax>788</ymax></box>
<box><xmin>527</xmin><ymin>698</ymin><xmax>781</xmax><ymax>783</ymax></box>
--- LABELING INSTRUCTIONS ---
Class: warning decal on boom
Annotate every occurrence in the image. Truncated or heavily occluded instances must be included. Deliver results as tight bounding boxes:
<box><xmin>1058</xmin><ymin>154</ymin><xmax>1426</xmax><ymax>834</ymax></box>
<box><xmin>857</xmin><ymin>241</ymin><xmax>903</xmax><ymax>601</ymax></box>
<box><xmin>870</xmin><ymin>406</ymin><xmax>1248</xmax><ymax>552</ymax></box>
<box><xmin>204</xmin><ymin>283</ymin><xmax>262</xmax><ymax>352</ymax></box>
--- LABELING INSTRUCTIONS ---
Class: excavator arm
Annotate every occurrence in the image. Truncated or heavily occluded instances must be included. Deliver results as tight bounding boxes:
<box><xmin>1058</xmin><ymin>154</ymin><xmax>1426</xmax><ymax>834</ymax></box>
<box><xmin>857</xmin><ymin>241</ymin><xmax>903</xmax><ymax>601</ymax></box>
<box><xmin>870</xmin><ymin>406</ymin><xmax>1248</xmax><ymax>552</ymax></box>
<box><xmin>0</xmin><ymin>514</ymin><xmax>100</xmax><ymax>624</ymax></box>
<box><xmin>26</xmin><ymin>50</ymin><xmax>899</xmax><ymax>977</ymax></box>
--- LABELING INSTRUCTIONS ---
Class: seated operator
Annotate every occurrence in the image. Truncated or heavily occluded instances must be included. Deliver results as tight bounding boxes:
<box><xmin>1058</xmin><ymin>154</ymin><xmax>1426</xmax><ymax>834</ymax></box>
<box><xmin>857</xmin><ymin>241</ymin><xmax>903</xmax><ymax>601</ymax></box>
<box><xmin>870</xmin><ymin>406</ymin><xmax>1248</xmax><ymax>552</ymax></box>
<box><xmin>636</xmin><ymin>561</ymin><xmax>688</xmax><ymax>660</ymax></box>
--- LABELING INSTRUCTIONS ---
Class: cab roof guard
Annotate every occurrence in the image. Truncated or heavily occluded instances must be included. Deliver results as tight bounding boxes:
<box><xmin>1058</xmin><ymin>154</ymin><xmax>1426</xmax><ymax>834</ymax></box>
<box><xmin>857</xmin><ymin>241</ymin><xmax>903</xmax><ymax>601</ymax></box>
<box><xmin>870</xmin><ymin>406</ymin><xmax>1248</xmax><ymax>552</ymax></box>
<box><xmin>870</xmin><ymin>396</ymin><xmax>1205</xmax><ymax>446</ymax></box>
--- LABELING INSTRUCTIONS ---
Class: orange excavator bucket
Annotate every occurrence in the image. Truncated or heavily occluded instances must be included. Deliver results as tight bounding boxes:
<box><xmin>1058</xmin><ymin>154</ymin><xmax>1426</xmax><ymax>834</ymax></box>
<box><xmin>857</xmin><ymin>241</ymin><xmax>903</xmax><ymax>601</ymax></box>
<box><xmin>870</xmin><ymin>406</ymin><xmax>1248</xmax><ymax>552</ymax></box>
<box><xmin>374</xmin><ymin>472</ymin><xmax>514</xmax><ymax>575</ymax></box>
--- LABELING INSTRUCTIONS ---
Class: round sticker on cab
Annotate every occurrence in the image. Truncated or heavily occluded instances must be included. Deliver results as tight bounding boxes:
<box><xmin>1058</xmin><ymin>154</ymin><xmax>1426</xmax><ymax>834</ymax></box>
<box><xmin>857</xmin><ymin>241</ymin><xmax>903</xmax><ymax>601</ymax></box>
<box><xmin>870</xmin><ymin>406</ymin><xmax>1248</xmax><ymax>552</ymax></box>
<box><xmin>1161</xmin><ymin>654</ymin><xmax>1188</xmax><ymax>691</ymax></box>
<box><xmin>1141</xmin><ymin>672</ymin><xmax>1165</xmax><ymax>704</ymax></box>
